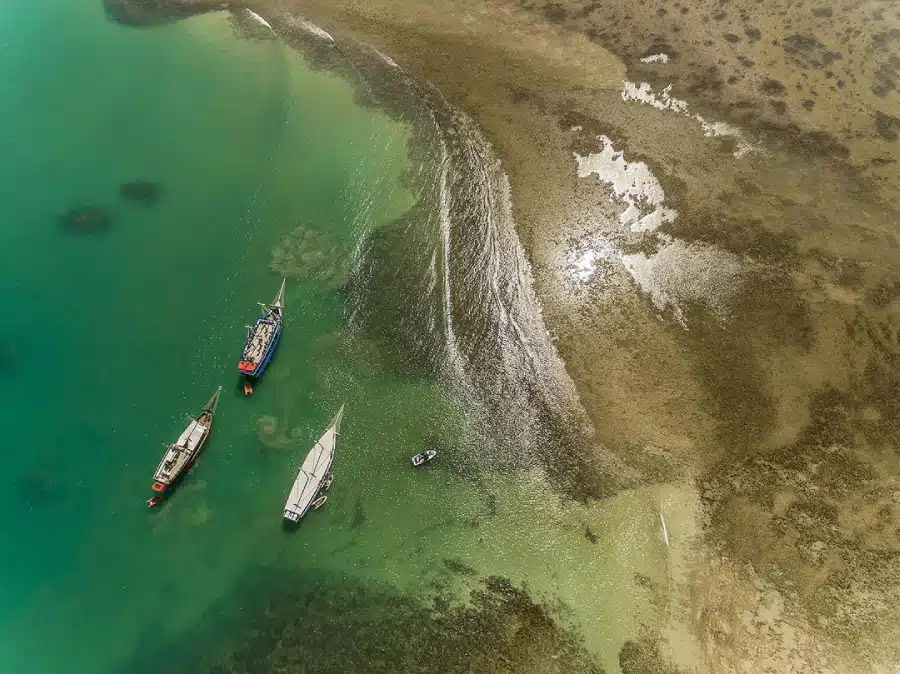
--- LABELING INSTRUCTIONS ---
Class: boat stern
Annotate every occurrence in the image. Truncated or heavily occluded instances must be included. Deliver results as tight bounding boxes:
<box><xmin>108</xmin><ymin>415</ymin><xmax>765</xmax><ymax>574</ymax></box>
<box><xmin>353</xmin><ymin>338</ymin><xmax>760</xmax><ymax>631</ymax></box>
<box><xmin>238</xmin><ymin>360</ymin><xmax>258</xmax><ymax>377</ymax></box>
<box><xmin>151</xmin><ymin>481</ymin><xmax>167</xmax><ymax>493</ymax></box>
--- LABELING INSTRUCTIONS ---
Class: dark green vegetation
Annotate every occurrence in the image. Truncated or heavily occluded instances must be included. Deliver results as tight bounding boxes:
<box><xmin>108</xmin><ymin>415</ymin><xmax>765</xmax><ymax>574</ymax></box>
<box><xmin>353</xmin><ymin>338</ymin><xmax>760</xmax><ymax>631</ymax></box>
<box><xmin>121</xmin><ymin>572</ymin><xmax>604</xmax><ymax>674</ymax></box>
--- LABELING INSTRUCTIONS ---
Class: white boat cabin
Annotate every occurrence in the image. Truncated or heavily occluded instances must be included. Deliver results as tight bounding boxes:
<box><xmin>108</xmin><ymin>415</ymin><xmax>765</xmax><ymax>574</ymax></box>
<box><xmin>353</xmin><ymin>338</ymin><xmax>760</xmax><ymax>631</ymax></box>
<box><xmin>153</xmin><ymin>418</ymin><xmax>209</xmax><ymax>487</ymax></box>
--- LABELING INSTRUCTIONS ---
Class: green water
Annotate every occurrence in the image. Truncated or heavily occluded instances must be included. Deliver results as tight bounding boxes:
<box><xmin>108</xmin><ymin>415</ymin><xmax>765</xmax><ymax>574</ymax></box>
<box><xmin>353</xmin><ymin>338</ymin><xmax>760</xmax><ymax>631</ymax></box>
<box><xmin>0</xmin><ymin>3</ymin><xmax>673</xmax><ymax>673</ymax></box>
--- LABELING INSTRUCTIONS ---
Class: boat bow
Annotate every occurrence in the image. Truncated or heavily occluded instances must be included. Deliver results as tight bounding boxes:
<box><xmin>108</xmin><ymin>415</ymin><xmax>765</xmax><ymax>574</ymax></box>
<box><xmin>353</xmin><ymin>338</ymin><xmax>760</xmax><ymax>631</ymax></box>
<box><xmin>272</xmin><ymin>278</ymin><xmax>286</xmax><ymax>311</ymax></box>
<box><xmin>203</xmin><ymin>386</ymin><xmax>223</xmax><ymax>416</ymax></box>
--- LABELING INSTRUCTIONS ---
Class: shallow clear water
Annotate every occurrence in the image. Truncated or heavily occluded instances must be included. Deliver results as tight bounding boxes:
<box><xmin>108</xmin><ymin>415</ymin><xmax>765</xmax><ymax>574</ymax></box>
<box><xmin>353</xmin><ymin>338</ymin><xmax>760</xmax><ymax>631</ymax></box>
<box><xmin>0</xmin><ymin>4</ymin><xmax>671</xmax><ymax>672</ymax></box>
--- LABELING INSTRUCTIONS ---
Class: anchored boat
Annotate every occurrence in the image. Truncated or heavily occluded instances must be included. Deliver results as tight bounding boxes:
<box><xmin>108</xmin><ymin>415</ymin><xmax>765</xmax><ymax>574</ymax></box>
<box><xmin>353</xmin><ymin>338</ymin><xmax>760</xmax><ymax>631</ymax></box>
<box><xmin>147</xmin><ymin>386</ymin><xmax>221</xmax><ymax>507</ymax></box>
<box><xmin>238</xmin><ymin>279</ymin><xmax>286</xmax><ymax>394</ymax></box>
<box><xmin>412</xmin><ymin>450</ymin><xmax>437</xmax><ymax>467</ymax></box>
<box><xmin>283</xmin><ymin>405</ymin><xmax>344</xmax><ymax>523</ymax></box>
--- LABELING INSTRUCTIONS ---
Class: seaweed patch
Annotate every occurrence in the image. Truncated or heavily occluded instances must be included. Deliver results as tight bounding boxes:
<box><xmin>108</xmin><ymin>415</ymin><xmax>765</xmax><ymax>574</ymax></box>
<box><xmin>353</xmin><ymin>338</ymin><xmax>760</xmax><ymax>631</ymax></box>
<box><xmin>58</xmin><ymin>206</ymin><xmax>112</xmax><ymax>234</ymax></box>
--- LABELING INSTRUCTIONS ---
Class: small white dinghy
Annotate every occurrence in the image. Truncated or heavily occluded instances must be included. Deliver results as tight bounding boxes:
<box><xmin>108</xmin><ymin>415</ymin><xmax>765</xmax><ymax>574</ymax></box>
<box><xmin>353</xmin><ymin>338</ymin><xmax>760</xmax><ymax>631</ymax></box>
<box><xmin>283</xmin><ymin>405</ymin><xmax>344</xmax><ymax>523</ymax></box>
<box><xmin>412</xmin><ymin>450</ymin><xmax>437</xmax><ymax>467</ymax></box>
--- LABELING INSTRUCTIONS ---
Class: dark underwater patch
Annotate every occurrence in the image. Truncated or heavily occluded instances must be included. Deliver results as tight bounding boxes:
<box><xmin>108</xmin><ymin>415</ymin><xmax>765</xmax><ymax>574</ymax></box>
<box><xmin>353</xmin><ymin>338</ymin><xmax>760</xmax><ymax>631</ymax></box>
<box><xmin>103</xmin><ymin>0</ymin><xmax>222</xmax><ymax>27</ymax></box>
<box><xmin>119</xmin><ymin>180</ymin><xmax>162</xmax><ymax>204</ymax></box>
<box><xmin>760</xmin><ymin>77</ymin><xmax>786</xmax><ymax>96</ymax></box>
<box><xmin>58</xmin><ymin>206</ymin><xmax>112</xmax><ymax>234</ymax></box>
<box><xmin>875</xmin><ymin>111</ymin><xmax>900</xmax><ymax>141</ymax></box>
<box><xmin>118</xmin><ymin>570</ymin><xmax>604</xmax><ymax>674</ymax></box>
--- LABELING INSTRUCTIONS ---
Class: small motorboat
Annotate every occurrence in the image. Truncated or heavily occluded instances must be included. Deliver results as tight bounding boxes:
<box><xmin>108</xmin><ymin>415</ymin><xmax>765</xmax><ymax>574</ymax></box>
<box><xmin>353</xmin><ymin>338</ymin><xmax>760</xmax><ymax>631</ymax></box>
<box><xmin>412</xmin><ymin>450</ymin><xmax>437</xmax><ymax>467</ymax></box>
<box><xmin>312</xmin><ymin>495</ymin><xmax>327</xmax><ymax>510</ymax></box>
<box><xmin>146</xmin><ymin>495</ymin><xmax>162</xmax><ymax>508</ymax></box>
<box><xmin>243</xmin><ymin>380</ymin><xmax>253</xmax><ymax>396</ymax></box>
<box><xmin>321</xmin><ymin>473</ymin><xmax>333</xmax><ymax>491</ymax></box>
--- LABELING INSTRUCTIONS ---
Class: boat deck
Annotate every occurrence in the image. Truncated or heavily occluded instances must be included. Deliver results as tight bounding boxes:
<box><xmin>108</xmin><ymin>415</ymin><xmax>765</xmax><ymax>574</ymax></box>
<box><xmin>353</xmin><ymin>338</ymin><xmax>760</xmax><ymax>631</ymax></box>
<box><xmin>153</xmin><ymin>420</ymin><xmax>207</xmax><ymax>485</ymax></box>
<box><xmin>242</xmin><ymin>318</ymin><xmax>278</xmax><ymax>366</ymax></box>
<box><xmin>283</xmin><ymin>409</ymin><xmax>342</xmax><ymax>522</ymax></box>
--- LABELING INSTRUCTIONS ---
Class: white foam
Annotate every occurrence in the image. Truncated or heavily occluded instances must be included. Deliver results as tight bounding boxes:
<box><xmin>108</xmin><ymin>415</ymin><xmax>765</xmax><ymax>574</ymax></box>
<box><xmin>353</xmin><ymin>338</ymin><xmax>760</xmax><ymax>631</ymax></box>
<box><xmin>640</xmin><ymin>53</ymin><xmax>670</xmax><ymax>64</ymax></box>
<box><xmin>371</xmin><ymin>47</ymin><xmax>400</xmax><ymax>69</ymax></box>
<box><xmin>622</xmin><ymin>81</ymin><xmax>756</xmax><ymax>158</ymax></box>
<box><xmin>303</xmin><ymin>20</ymin><xmax>334</xmax><ymax>42</ymax></box>
<box><xmin>574</xmin><ymin>136</ymin><xmax>678</xmax><ymax>233</ymax></box>
<box><xmin>244</xmin><ymin>8</ymin><xmax>272</xmax><ymax>30</ymax></box>
<box><xmin>286</xmin><ymin>15</ymin><xmax>335</xmax><ymax>42</ymax></box>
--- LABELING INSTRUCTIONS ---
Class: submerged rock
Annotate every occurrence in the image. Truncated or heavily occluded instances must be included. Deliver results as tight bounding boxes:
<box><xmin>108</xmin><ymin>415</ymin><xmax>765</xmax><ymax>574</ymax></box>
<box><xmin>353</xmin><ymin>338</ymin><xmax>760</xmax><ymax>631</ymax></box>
<box><xmin>269</xmin><ymin>223</ymin><xmax>347</xmax><ymax>288</ymax></box>
<box><xmin>103</xmin><ymin>0</ymin><xmax>224</xmax><ymax>27</ymax></box>
<box><xmin>119</xmin><ymin>180</ymin><xmax>162</xmax><ymax>204</ymax></box>
<box><xmin>15</xmin><ymin>473</ymin><xmax>55</xmax><ymax>507</ymax></box>
<box><xmin>256</xmin><ymin>415</ymin><xmax>298</xmax><ymax>450</ymax></box>
<box><xmin>58</xmin><ymin>206</ymin><xmax>112</xmax><ymax>234</ymax></box>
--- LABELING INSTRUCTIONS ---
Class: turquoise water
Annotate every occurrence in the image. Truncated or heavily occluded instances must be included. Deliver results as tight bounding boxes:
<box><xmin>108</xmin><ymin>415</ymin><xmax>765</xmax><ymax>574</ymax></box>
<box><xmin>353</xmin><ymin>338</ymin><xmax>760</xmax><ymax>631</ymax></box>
<box><xmin>0</xmin><ymin>3</ymin><xmax>671</xmax><ymax>673</ymax></box>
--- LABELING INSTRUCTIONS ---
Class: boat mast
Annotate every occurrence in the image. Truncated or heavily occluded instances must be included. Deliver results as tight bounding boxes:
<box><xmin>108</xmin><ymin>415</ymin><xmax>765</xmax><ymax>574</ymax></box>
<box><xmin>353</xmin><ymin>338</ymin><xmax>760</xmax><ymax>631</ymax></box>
<box><xmin>272</xmin><ymin>278</ymin><xmax>286</xmax><ymax>310</ymax></box>
<box><xmin>203</xmin><ymin>386</ymin><xmax>223</xmax><ymax>415</ymax></box>
<box><xmin>330</xmin><ymin>404</ymin><xmax>345</xmax><ymax>436</ymax></box>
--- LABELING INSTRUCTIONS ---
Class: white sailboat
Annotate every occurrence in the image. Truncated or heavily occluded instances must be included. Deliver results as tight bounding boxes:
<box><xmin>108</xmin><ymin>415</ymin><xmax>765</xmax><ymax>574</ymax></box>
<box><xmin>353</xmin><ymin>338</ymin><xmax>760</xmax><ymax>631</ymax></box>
<box><xmin>283</xmin><ymin>405</ymin><xmax>344</xmax><ymax>523</ymax></box>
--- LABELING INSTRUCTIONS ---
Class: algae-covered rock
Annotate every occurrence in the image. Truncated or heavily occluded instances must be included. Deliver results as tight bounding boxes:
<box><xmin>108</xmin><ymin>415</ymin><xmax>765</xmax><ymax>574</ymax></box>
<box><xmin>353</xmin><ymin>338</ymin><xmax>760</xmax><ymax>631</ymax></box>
<box><xmin>58</xmin><ymin>206</ymin><xmax>112</xmax><ymax>234</ymax></box>
<box><xmin>269</xmin><ymin>223</ymin><xmax>348</xmax><ymax>289</ymax></box>
<box><xmin>119</xmin><ymin>180</ymin><xmax>162</xmax><ymax>205</ymax></box>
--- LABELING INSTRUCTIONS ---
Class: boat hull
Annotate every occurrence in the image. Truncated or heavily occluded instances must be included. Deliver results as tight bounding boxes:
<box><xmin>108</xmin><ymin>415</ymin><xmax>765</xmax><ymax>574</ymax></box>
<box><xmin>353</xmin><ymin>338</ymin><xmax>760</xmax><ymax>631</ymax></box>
<box><xmin>149</xmin><ymin>426</ymin><xmax>212</xmax><ymax>497</ymax></box>
<box><xmin>238</xmin><ymin>321</ymin><xmax>282</xmax><ymax>380</ymax></box>
<box><xmin>283</xmin><ymin>405</ymin><xmax>343</xmax><ymax>524</ymax></box>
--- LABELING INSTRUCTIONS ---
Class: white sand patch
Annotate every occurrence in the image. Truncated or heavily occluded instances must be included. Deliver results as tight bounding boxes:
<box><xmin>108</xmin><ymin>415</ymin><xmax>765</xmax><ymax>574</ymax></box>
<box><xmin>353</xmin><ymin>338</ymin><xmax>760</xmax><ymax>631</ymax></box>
<box><xmin>622</xmin><ymin>81</ymin><xmax>756</xmax><ymax>158</ymax></box>
<box><xmin>640</xmin><ymin>53</ymin><xmax>670</xmax><ymax>64</ymax></box>
<box><xmin>622</xmin><ymin>81</ymin><xmax>689</xmax><ymax>114</ymax></box>
<box><xmin>574</xmin><ymin>137</ymin><xmax>678</xmax><ymax>233</ymax></box>
<box><xmin>572</xmin><ymin>138</ymin><xmax>748</xmax><ymax>323</ymax></box>
<box><xmin>620</xmin><ymin>236</ymin><xmax>746</xmax><ymax>328</ymax></box>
